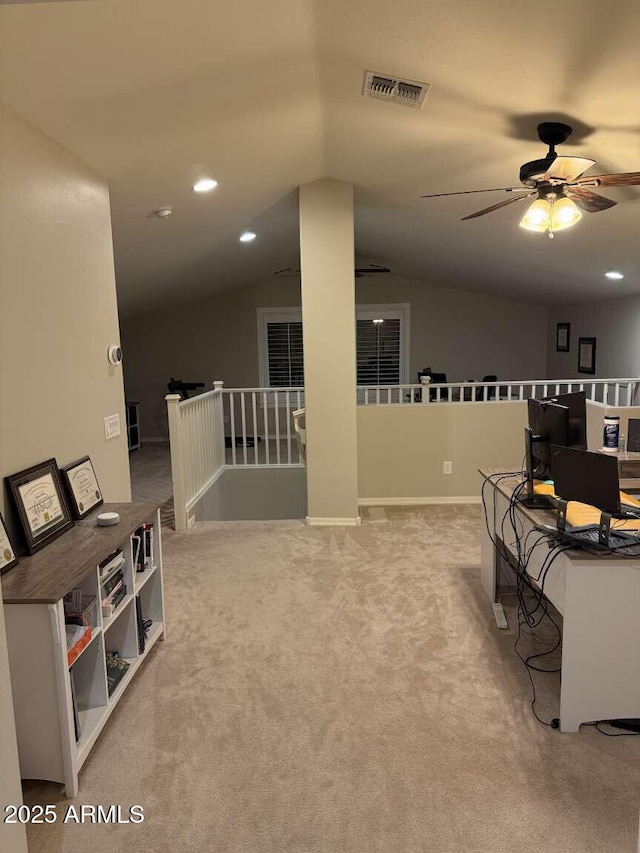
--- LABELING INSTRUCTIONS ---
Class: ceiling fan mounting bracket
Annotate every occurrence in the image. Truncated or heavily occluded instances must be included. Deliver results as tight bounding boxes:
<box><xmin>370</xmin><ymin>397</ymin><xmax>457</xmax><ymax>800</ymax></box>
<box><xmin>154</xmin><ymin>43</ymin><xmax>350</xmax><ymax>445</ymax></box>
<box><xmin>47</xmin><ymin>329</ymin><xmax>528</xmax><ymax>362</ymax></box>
<box><xmin>537</xmin><ymin>121</ymin><xmax>572</xmax><ymax>149</ymax></box>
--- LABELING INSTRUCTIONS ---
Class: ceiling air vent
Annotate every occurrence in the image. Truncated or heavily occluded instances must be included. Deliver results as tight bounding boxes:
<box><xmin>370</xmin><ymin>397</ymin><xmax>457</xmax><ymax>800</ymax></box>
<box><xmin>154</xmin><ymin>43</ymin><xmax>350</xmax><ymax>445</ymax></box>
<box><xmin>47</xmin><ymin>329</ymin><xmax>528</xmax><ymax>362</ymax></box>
<box><xmin>362</xmin><ymin>70</ymin><xmax>430</xmax><ymax>108</ymax></box>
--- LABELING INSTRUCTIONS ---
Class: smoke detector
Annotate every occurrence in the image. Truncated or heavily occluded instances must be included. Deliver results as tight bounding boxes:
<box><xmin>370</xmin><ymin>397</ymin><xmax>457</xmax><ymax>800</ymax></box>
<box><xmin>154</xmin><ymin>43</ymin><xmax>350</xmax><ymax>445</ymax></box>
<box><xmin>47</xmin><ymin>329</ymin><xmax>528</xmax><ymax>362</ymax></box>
<box><xmin>150</xmin><ymin>207</ymin><xmax>173</xmax><ymax>219</ymax></box>
<box><xmin>362</xmin><ymin>71</ymin><xmax>430</xmax><ymax>108</ymax></box>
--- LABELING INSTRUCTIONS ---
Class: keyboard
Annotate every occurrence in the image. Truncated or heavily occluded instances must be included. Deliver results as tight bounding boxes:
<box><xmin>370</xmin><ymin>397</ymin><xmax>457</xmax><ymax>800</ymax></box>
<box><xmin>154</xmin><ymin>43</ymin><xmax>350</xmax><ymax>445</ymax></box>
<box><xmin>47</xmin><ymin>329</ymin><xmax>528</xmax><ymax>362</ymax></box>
<box><xmin>569</xmin><ymin>527</ymin><xmax>638</xmax><ymax>550</ymax></box>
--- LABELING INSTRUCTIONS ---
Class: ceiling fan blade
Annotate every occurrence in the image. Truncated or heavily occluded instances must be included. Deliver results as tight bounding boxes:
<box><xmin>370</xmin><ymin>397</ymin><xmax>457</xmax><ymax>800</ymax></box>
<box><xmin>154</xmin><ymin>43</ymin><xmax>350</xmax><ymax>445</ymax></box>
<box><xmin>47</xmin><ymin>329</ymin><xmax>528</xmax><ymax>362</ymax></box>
<box><xmin>575</xmin><ymin>171</ymin><xmax>640</xmax><ymax>188</ymax></box>
<box><xmin>461</xmin><ymin>192</ymin><xmax>535</xmax><ymax>221</ymax></box>
<box><xmin>542</xmin><ymin>156</ymin><xmax>596</xmax><ymax>183</ymax></box>
<box><xmin>354</xmin><ymin>266</ymin><xmax>390</xmax><ymax>275</ymax></box>
<box><xmin>420</xmin><ymin>187</ymin><xmax>526</xmax><ymax>198</ymax></box>
<box><xmin>565</xmin><ymin>186</ymin><xmax>617</xmax><ymax>213</ymax></box>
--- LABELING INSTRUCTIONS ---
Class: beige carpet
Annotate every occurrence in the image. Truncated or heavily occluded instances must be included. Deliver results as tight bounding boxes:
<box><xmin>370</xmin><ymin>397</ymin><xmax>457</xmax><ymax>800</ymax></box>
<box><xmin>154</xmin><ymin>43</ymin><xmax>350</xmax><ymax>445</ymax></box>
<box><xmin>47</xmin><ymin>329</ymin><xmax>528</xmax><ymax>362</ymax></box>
<box><xmin>23</xmin><ymin>506</ymin><xmax>640</xmax><ymax>852</ymax></box>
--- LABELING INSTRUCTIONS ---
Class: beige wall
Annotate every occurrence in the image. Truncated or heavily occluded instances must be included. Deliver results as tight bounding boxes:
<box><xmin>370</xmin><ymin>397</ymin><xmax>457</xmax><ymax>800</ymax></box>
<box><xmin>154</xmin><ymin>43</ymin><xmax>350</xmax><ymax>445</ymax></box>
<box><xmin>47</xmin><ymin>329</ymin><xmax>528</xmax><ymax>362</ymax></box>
<box><xmin>357</xmin><ymin>401</ymin><xmax>528</xmax><ymax>499</ymax></box>
<box><xmin>0</xmin><ymin>106</ymin><xmax>130</xmax><ymax>830</ymax></box>
<box><xmin>0</xmin><ymin>104</ymin><xmax>131</xmax><ymax>532</ymax></box>
<box><xmin>122</xmin><ymin>274</ymin><xmax>548</xmax><ymax>441</ymax></box>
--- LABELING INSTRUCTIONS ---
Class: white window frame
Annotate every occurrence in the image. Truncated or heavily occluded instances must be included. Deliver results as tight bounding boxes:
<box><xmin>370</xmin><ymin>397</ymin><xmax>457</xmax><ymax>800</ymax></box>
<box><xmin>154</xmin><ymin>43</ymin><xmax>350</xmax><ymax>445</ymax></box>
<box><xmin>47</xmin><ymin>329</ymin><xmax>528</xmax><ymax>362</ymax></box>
<box><xmin>257</xmin><ymin>303</ymin><xmax>410</xmax><ymax>388</ymax></box>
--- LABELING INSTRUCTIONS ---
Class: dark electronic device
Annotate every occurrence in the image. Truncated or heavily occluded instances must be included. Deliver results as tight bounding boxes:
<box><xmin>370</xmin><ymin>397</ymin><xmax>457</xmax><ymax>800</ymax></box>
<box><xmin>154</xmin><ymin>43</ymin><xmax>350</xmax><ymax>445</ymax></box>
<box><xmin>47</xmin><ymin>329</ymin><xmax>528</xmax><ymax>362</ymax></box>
<box><xmin>549</xmin><ymin>445</ymin><xmax>640</xmax><ymax>549</ymax></box>
<box><xmin>626</xmin><ymin>418</ymin><xmax>640</xmax><ymax>453</ymax></box>
<box><xmin>521</xmin><ymin>391</ymin><xmax>587</xmax><ymax>508</ymax></box>
<box><xmin>167</xmin><ymin>377</ymin><xmax>205</xmax><ymax>400</ymax></box>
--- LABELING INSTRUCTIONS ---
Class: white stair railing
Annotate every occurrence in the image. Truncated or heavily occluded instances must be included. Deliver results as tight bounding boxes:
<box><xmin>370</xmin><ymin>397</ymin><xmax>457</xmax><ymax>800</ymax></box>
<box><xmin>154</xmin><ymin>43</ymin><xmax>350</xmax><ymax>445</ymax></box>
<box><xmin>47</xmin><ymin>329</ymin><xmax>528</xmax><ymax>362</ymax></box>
<box><xmin>166</xmin><ymin>381</ymin><xmax>225</xmax><ymax>531</ymax></box>
<box><xmin>356</xmin><ymin>378</ymin><xmax>639</xmax><ymax>407</ymax></box>
<box><xmin>221</xmin><ymin>387</ymin><xmax>305</xmax><ymax>467</ymax></box>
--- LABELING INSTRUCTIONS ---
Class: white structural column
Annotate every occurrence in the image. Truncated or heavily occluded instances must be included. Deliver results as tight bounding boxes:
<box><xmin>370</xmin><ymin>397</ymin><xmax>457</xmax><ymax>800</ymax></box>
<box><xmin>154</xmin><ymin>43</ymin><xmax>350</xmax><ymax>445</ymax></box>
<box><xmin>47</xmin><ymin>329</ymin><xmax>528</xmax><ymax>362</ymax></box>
<box><xmin>299</xmin><ymin>179</ymin><xmax>360</xmax><ymax>526</ymax></box>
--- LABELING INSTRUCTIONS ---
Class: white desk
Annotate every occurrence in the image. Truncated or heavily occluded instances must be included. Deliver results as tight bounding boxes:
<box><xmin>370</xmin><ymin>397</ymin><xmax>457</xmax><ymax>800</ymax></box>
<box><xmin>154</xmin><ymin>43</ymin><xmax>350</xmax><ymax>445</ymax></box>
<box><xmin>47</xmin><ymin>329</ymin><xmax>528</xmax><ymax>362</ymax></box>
<box><xmin>480</xmin><ymin>469</ymin><xmax>640</xmax><ymax>732</ymax></box>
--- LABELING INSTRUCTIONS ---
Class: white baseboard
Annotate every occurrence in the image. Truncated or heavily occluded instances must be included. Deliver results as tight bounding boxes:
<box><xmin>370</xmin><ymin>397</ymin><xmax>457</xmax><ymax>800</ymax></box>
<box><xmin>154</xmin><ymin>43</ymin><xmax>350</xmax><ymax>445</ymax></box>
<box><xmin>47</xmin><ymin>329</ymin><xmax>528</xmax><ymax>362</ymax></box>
<box><xmin>358</xmin><ymin>496</ymin><xmax>482</xmax><ymax>506</ymax></box>
<box><xmin>306</xmin><ymin>516</ymin><xmax>362</xmax><ymax>527</ymax></box>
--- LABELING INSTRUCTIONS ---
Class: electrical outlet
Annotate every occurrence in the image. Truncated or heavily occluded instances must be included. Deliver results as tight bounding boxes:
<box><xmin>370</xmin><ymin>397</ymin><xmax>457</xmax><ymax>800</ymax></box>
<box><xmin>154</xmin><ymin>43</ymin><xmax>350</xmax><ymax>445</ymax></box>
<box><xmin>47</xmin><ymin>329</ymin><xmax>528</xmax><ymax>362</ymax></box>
<box><xmin>104</xmin><ymin>414</ymin><xmax>121</xmax><ymax>440</ymax></box>
<box><xmin>443</xmin><ymin>460</ymin><xmax>452</xmax><ymax>475</ymax></box>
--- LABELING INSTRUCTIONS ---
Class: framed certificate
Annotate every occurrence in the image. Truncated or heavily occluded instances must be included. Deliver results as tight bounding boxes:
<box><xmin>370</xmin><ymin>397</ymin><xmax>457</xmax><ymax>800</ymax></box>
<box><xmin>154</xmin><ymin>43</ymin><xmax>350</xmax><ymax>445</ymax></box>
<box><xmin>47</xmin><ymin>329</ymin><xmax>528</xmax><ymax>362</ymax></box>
<box><xmin>61</xmin><ymin>456</ymin><xmax>103</xmax><ymax>520</ymax></box>
<box><xmin>6</xmin><ymin>459</ymin><xmax>74</xmax><ymax>554</ymax></box>
<box><xmin>0</xmin><ymin>513</ymin><xmax>19</xmax><ymax>575</ymax></box>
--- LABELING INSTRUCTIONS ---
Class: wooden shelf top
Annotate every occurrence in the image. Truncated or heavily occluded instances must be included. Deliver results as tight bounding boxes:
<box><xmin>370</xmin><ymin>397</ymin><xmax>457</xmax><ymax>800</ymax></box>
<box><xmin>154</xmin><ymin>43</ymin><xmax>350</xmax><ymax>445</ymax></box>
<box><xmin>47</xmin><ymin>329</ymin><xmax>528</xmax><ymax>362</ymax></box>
<box><xmin>0</xmin><ymin>502</ymin><xmax>160</xmax><ymax>604</ymax></box>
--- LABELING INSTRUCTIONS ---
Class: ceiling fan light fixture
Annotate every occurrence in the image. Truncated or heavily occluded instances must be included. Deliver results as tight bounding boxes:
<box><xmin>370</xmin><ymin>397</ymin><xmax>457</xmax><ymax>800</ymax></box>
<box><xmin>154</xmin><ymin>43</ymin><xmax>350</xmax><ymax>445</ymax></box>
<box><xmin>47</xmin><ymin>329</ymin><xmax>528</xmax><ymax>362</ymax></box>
<box><xmin>519</xmin><ymin>198</ymin><xmax>550</xmax><ymax>233</ymax></box>
<box><xmin>519</xmin><ymin>195</ymin><xmax>581</xmax><ymax>237</ymax></box>
<box><xmin>550</xmin><ymin>196</ymin><xmax>582</xmax><ymax>231</ymax></box>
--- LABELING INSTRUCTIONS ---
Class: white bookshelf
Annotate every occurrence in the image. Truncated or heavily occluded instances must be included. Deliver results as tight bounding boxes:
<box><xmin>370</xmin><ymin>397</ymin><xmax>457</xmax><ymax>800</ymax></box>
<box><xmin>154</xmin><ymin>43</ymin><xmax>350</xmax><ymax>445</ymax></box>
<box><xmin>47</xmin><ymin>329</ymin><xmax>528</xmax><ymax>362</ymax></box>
<box><xmin>2</xmin><ymin>502</ymin><xmax>165</xmax><ymax>797</ymax></box>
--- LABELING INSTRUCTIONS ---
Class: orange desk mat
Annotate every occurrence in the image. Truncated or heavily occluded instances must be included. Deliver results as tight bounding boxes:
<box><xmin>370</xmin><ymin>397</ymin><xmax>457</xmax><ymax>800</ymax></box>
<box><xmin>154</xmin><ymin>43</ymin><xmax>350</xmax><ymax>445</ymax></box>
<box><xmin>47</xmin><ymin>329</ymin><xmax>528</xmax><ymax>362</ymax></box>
<box><xmin>532</xmin><ymin>480</ymin><xmax>640</xmax><ymax>530</ymax></box>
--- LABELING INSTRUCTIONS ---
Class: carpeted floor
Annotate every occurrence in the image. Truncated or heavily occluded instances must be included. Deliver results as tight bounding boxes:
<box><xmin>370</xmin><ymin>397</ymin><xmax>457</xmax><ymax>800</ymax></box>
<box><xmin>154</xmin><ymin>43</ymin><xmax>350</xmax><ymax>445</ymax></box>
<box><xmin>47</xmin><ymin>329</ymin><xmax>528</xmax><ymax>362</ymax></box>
<box><xmin>23</xmin><ymin>506</ymin><xmax>640</xmax><ymax>852</ymax></box>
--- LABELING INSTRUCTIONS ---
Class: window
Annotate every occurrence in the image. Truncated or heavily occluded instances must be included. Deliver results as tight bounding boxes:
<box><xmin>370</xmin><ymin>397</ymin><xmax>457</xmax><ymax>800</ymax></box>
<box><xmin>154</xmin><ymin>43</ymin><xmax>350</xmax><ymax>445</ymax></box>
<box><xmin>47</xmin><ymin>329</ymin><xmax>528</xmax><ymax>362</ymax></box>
<box><xmin>266</xmin><ymin>321</ymin><xmax>304</xmax><ymax>387</ymax></box>
<box><xmin>257</xmin><ymin>304</ymin><xmax>409</xmax><ymax>387</ymax></box>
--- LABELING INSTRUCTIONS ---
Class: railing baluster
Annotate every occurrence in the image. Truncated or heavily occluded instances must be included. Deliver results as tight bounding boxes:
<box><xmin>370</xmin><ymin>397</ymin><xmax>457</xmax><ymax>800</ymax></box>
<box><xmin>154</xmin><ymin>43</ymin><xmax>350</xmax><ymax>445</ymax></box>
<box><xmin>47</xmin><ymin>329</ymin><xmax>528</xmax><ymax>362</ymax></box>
<box><xmin>240</xmin><ymin>392</ymin><xmax>248</xmax><ymax>465</ymax></box>
<box><xmin>286</xmin><ymin>390</ymin><xmax>292</xmax><ymax>464</ymax></box>
<box><xmin>252</xmin><ymin>392</ymin><xmax>258</xmax><ymax>465</ymax></box>
<box><xmin>263</xmin><ymin>391</ymin><xmax>270</xmax><ymax>464</ymax></box>
<box><xmin>275</xmin><ymin>391</ymin><xmax>281</xmax><ymax>464</ymax></box>
<box><xmin>230</xmin><ymin>393</ymin><xmax>237</xmax><ymax>465</ymax></box>
<box><xmin>387</xmin><ymin>387</ymin><xmax>391</xmax><ymax>404</ymax></box>
<box><xmin>614</xmin><ymin>383</ymin><xmax>620</xmax><ymax>407</ymax></box>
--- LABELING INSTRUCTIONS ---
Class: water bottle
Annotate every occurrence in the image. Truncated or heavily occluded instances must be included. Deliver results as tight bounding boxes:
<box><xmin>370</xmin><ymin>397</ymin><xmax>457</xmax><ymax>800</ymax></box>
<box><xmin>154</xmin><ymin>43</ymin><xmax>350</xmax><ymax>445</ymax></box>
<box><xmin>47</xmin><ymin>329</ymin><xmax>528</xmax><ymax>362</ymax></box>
<box><xmin>602</xmin><ymin>415</ymin><xmax>620</xmax><ymax>451</ymax></box>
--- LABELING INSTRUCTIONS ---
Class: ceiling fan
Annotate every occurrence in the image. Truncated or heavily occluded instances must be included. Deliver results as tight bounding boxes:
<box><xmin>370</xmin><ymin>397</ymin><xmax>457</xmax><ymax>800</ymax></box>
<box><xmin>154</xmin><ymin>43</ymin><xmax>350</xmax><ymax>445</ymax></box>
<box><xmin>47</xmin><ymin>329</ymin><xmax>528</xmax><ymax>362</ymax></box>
<box><xmin>420</xmin><ymin>122</ymin><xmax>640</xmax><ymax>238</ymax></box>
<box><xmin>274</xmin><ymin>264</ymin><xmax>391</xmax><ymax>278</ymax></box>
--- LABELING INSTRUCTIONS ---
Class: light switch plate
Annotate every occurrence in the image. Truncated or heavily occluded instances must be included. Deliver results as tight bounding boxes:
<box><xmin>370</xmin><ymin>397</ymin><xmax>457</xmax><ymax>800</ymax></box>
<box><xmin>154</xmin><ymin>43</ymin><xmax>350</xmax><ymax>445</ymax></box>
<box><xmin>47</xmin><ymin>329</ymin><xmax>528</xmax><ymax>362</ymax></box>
<box><xmin>104</xmin><ymin>414</ymin><xmax>121</xmax><ymax>440</ymax></box>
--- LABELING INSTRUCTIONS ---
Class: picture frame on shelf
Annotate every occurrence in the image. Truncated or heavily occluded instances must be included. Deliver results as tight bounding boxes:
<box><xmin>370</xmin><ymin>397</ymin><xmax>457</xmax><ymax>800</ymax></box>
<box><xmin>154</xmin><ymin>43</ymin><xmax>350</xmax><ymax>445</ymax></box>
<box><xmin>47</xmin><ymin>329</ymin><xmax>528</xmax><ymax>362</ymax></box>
<box><xmin>556</xmin><ymin>322</ymin><xmax>570</xmax><ymax>352</ymax></box>
<box><xmin>0</xmin><ymin>512</ymin><xmax>19</xmax><ymax>575</ymax></box>
<box><xmin>6</xmin><ymin>458</ymin><xmax>74</xmax><ymax>554</ymax></box>
<box><xmin>578</xmin><ymin>337</ymin><xmax>596</xmax><ymax>375</ymax></box>
<box><xmin>61</xmin><ymin>455</ymin><xmax>103</xmax><ymax>520</ymax></box>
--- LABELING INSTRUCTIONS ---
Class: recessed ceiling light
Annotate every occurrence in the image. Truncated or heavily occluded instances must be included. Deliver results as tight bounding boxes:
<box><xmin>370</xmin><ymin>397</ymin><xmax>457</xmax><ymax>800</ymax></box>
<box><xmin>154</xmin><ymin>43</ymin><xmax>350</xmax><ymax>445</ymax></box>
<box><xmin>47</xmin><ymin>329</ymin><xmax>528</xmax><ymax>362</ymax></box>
<box><xmin>192</xmin><ymin>178</ymin><xmax>218</xmax><ymax>193</ymax></box>
<box><xmin>239</xmin><ymin>231</ymin><xmax>257</xmax><ymax>243</ymax></box>
<box><xmin>605</xmin><ymin>270</ymin><xmax>624</xmax><ymax>280</ymax></box>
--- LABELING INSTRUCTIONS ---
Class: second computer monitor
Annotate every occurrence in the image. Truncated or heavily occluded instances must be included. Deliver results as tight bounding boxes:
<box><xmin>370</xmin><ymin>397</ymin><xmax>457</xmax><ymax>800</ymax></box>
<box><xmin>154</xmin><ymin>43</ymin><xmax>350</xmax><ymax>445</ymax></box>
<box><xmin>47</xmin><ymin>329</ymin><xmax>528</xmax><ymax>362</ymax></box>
<box><xmin>544</xmin><ymin>390</ymin><xmax>587</xmax><ymax>449</ymax></box>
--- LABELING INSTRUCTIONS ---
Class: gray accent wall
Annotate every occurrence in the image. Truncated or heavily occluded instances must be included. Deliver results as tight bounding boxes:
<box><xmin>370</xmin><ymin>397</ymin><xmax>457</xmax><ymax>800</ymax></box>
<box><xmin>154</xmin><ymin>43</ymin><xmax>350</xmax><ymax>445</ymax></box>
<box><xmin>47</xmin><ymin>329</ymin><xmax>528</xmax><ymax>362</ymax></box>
<box><xmin>122</xmin><ymin>274</ymin><xmax>549</xmax><ymax>441</ymax></box>
<box><xmin>547</xmin><ymin>294</ymin><xmax>640</xmax><ymax>380</ymax></box>
<box><xmin>196</xmin><ymin>467</ymin><xmax>307</xmax><ymax>521</ymax></box>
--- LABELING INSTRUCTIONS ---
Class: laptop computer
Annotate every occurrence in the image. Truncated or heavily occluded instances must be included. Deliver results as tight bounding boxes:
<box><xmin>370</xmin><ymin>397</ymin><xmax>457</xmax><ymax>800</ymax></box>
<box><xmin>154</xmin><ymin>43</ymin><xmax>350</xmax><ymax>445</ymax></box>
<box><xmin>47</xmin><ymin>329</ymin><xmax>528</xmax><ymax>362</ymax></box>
<box><xmin>549</xmin><ymin>445</ymin><xmax>640</xmax><ymax>549</ymax></box>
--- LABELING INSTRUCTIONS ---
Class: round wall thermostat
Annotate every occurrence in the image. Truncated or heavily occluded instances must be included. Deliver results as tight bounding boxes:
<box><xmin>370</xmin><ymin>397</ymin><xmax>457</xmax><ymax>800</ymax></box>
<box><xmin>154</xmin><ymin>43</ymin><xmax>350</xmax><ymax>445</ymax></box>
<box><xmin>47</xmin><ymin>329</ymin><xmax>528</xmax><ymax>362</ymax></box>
<box><xmin>97</xmin><ymin>512</ymin><xmax>120</xmax><ymax>527</ymax></box>
<box><xmin>108</xmin><ymin>345</ymin><xmax>123</xmax><ymax>365</ymax></box>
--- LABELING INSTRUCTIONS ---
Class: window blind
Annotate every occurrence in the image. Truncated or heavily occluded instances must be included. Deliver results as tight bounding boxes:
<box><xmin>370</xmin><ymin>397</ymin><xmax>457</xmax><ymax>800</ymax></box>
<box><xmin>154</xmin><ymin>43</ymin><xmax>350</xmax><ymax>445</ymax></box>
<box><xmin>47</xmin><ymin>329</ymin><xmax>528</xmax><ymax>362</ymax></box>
<box><xmin>266</xmin><ymin>322</ymin><xmax>304</xmax><ymax>387</ymax></box>
<box><xmin>356</xmin><ymin>318</ymin><xmax>401</xmax><ymax>385</ymax></box>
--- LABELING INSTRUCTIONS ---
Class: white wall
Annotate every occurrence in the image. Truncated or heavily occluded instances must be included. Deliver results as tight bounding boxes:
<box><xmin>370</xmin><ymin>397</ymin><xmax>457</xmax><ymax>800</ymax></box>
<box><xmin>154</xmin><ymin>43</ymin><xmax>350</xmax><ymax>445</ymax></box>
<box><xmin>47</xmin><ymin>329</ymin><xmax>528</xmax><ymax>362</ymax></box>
<box><xmin>0</xmin><ymin>105</ymin><xmax>130</xmax><ymax>835</ymax></box>
<box><xmin>122</xmin><ymin>274</ymin><xmax>548</xmax><ymax>440</ymax></box>
<box><xmin>0</xmin><ymin>593</ymin><xmax>27</xmax><ymax>853</ymax></box>
<box><xmin>547</xmin><ymin>294</ymin><xmax>640</xmax><ymax>380</ymax></box>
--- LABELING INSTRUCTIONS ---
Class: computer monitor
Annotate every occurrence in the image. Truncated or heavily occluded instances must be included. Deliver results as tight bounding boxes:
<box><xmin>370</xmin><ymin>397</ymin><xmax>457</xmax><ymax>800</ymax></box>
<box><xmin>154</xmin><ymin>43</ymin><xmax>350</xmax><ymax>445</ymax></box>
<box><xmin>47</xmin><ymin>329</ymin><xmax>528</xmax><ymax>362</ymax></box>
<box><xmin>520</xmin><ymin>391</ymin><xmax>588</xmax><ymax>507</ymax></box>
<box><xmin>543</xmin><ymin>391</ymin><xmax>587</xmax><ymax>449</ymax></box>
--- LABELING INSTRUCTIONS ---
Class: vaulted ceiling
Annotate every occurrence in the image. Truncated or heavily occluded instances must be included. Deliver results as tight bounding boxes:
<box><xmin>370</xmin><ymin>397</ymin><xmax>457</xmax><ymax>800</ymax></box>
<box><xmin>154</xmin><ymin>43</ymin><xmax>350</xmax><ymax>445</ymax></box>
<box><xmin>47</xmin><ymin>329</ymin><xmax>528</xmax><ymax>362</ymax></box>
<box><xmin>1</xmin><ymin>0</ymin><xmax>639</xmax><ymax>316</ymax></box>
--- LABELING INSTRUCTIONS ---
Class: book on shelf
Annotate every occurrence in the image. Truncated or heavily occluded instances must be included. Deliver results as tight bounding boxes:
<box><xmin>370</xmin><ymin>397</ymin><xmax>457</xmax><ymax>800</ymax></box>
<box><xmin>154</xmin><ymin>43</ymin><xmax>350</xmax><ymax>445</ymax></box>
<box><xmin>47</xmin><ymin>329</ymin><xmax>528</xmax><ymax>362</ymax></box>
<box><xmin>98</xmin><ymin>549</ymin><xmax>125</xmax><ymax>580</ymax></box>
<box><xmin>106</xmin><ymin>656</ymin><xmax>130</xmax><ymax>696</ymax></box>
<box><xmin>133</xmin><ymin>524</ymin><xmax>154</xmax><ymax>573</ymax></box>
<box><xmin>102</xmin><ymin>584</ymin><xmax>127</xmax><ymax>618</ymax></box>
<box><xmin>135</xmin><ymin>595</ymin><xmax>146</xmax><ymax>654</ymax></box>
<box><xmin>101</xmin><ymin>568</ymin><xmax>124</xmax><ymax>600</ymax></box>
<box><xmin>69</xmin><ymin>668</ymin><xmax>81</xmax><ymax>742</ymax></box>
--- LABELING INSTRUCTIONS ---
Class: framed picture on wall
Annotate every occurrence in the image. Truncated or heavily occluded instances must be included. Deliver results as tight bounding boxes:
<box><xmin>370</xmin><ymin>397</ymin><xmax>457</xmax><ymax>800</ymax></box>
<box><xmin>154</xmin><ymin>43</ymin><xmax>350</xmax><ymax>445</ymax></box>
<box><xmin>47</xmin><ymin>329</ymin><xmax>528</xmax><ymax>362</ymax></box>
<box><xmin>578</xmin><ymin>337</ymin><xmax>596</xmax><ymax>374</ymax></box>
<box><xmin>556</xmin><ymin>322</ymin><xmax>570</xmax><ymax>352</ymax></box>
<box><xmin>5</xmin><ymin>458</ymin><xmax>74</xmax><ymax>554</ymax></box>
